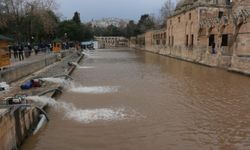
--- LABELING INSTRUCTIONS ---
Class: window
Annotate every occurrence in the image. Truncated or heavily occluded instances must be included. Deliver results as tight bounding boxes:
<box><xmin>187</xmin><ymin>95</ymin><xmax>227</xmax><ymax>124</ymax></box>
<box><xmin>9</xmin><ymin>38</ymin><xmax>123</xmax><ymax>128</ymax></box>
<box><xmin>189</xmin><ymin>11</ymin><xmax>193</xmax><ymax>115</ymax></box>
<box><xmin>156</xmin><ymin>40</ymin><xmax>160</xmax><ymax>45</ymax></box>
<box><xmin>218</xmin><ymin>11</ymin><xmax>224</xmax><ymax>19</ymax></box>
<box><xmin>172</xmin><ymin>36</ymin><xmax>174</xmax><ymax>46</ymax></box>
<box><xmin>163</xmin><ymin>40</ymin><xmax>166</xmax><ymax>45</ymax></box>
<box><xmin>209</xmin><ymin>34</ymin><xmax>215</xmax><ymax>46</ymax></box>
<box><xmin>221</xmin><ymin>34</ymin><xmax>228</xmax><ymax>46</ymax></box>
<box><xmin>226</xmin><ymin>0</ymin><xmax>231</xmax><ymax>5</ymax></box>
<box><xmin>169</xmin><ymin>36</ymin><xmax>171</xmax><ymax>45</ymax></box>
<box><xmin>189</xmin><ymin>13</ymin><xmax>191</xmax><ymax>20</ymax></box>
<box><xmin>178</xmin><ymin>17</ymin><xmax>181</xmax><ymax>23</ymax></box>
<box><xmin>191</xmin><ymin>34</ymin><xmax>194</xmax><ymax>46</ymax></box>
<box><xmin>186</xmin><ymin>35</ymin><xmax>189</xmax><ymax>47</ymax></box>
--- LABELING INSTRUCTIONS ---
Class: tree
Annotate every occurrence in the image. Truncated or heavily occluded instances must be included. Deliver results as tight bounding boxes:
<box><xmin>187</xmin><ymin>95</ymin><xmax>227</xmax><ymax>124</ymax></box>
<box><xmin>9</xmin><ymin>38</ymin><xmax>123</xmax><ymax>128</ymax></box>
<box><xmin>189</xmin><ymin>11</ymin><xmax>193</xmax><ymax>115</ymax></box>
<box><xmin>93</xmin><ymin>26</ymin><xmax>107</xmax><ymax>36</ymax></box>
<box><xmin>125</xmin><ymin>20</ymin><xmax>137</xmax><ymax>38</ymax></box>
<box><xmin>82</xmin><ymin>23</ymin><xmax>94</xmax><ymax>41</ymax></box>
<box><xmin>160</xmin><ymin>0</ymin><xmax>175</xmax><ymax>26</ymax></box>
<box><xmin>72</xmin><ymin>11</ymin><xmax>81</xmax><ymax>24</ymax></box>
<box><xmin>0</xmin><ymin>0</ymin><xmax>58</xmax><ymax>42</ymax></box>
<box><xmin>0</xmin><ymin>0</ymin><xmax>8</xmax><ymax>28</ymax></box>
<box><xmin>58</xmin><ymin>20</ymin><xmax>84</xmax><ymax>41</ymax></box>
<box><xmin>137</xmin><ymin>14</ymin><xmax>155</xmax><ymax>34</ymax></box>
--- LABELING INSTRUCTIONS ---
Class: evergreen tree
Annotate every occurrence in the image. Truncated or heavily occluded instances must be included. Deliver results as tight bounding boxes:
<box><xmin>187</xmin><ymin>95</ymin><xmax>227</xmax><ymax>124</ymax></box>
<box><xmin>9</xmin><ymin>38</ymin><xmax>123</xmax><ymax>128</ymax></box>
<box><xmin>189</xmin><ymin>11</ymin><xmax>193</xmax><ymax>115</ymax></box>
<box><xmin>137</xmin><ymin>14</ymin><xmax>155</xmax><ymax>34</ymax></box>
<box><xmin>72</xmin><ymin>11</ymin><xmax>81</xmax><ymax>24</ymax></box>
<box><xmin>125</xmin><ymin>20</ymin><xmax>137</xmax><ymax>37</ymax></box>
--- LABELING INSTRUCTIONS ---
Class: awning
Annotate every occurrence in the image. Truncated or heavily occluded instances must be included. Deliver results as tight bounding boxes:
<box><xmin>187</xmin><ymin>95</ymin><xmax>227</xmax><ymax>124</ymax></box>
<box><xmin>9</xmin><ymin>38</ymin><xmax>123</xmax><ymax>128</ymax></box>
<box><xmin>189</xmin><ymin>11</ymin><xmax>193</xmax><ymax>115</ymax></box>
<box><xmin>0</xmin><ymin>35</ymin><xmax>13</xmax><ymax>41</ymax></box>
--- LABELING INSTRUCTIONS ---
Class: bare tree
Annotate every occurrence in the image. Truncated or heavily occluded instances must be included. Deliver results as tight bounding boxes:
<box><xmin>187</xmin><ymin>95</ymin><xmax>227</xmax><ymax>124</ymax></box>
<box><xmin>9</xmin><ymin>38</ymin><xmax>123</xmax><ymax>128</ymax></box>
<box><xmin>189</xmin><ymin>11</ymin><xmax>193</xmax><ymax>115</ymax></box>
<box><xmin>160</xmin><ymin>0</ymin><xmax>175</xmax><ymax>25</ymax></box>
<box><xmin>0</xmin><ymin>0</ymin><xmax>58</xmax><ymax>41</ymax></box>
<box><xmin>0</xmin><ymin>0</ymin><xmax>8</xmax><ymax>27</ymax></box>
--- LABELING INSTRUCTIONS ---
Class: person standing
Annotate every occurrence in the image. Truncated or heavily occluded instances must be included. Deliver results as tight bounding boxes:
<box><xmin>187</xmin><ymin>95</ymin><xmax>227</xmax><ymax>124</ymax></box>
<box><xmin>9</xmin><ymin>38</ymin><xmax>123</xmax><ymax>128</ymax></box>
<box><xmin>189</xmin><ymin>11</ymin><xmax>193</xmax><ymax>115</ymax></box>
<box><xmin>28</xmin><ymin>43</ymin><xmax>32</xmax><ymax>57</ymax></box>
<box><xmin>13</xmin><ymin>45</ymin><xmax>18</xmax><ymax>59</ymax></box>
<box><xmin>18</xmin><ymin>44</ymin><xmax>24</xmax><ymax>61</ymax></box>
<box><xmin>34</xmin><ymin>45</ymin><xmax>38</xmax><ymax>55</ymax></box>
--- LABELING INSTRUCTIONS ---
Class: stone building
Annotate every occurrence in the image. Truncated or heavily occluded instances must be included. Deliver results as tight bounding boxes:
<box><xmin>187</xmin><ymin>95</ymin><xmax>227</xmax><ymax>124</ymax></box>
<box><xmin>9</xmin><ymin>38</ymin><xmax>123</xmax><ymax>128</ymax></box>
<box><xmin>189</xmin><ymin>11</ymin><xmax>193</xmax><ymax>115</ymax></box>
<box><xmin>95</xmin><ymin>36</ymin><xmax>128</xmax><ymax>48</ymax></box>
<box><xmin>131</xmin><ymin>0</ymin><xmax>250</xmax><ymax>75</ymax></box>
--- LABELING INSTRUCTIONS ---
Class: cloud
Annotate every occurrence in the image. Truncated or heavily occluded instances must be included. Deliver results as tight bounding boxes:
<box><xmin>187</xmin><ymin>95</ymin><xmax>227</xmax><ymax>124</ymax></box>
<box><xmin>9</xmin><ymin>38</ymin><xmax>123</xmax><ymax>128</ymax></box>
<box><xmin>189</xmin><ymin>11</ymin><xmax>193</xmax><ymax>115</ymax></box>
<box><xmin>56</xmin><ymin>0</ymin><xmax>166</xmax><ymax>21</ymax></box>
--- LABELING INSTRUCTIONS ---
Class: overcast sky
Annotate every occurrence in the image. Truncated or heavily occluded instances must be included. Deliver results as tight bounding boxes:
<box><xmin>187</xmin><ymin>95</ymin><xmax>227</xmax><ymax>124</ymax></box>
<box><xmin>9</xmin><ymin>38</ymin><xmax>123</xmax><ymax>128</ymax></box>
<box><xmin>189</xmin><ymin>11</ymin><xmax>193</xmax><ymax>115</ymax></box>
<box><xmin>56</xmin><ymin>0</ymin><xmax>168</xmax><ymax>22</ymax></box>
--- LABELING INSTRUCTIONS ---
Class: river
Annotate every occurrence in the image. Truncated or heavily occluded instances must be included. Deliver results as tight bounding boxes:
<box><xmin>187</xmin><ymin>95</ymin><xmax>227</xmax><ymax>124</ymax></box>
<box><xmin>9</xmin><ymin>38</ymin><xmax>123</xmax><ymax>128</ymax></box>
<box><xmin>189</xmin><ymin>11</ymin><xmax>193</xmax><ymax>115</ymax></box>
<box><xmin>22</xmin><ymin>48</ymin><xmax>250</xmax><ymax>150</ymax></box>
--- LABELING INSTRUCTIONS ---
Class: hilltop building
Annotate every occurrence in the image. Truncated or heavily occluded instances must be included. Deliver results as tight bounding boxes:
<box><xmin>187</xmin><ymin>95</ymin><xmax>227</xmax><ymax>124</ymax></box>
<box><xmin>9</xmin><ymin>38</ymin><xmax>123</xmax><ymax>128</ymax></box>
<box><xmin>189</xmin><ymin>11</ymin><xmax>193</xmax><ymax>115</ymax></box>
<box><xmin>90</xmin><ymin>18</ymin><xmax>128</xmax><ymax>28</ymax></box>
<box><xmin>95</xmin><ymin>36</ymin><xmax>128</xmax><ymax>48</ymax></box>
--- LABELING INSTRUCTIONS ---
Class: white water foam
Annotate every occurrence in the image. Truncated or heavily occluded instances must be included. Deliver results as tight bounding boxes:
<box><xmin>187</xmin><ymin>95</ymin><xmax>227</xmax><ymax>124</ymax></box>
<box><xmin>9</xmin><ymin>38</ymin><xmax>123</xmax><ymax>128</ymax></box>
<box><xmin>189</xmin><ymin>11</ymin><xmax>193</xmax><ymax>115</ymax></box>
<box><xmin>82</xmin><ymin>52</ymin><xmax>90</xmax><ymax>56</ymax></box>
<box><xmin>66</xmin><ymin>108</ymin><xmax>128</xmax><ymax>123</ymax></box>
<box><xmin>40</xmin><ymin>78</ymin><xmax>119</xmax><ymax>94</ymax></box>
<box><xmin>26</xmin><ymin>96</ymin><xmax>132</xmax><ymax>123</ymax></box>
<box><xmin>78</xmin><ymin>66</ymin><xmax>94</xmax><ymax>69</ymax></box>
<box><xmin>40</xmin><ymin>77</ymin><xmax>69</xmax><ymax>84</ymax></box>
<box><xmin>71</xmin><ymin>62</ymin><xmax>94</xmax><ymax>69</ymax></box>
<box><xmin>69</xmin><ymin>85</ymin><xmax>119</xmax><ymax>94</ymax></box>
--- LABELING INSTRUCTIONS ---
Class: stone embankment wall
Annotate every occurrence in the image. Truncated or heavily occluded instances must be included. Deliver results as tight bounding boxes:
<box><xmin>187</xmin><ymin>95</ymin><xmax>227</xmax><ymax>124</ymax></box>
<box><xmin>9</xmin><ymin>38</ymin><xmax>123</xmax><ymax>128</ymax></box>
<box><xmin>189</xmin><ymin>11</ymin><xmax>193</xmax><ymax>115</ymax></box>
<box><xmin>0</xmin><ymin>51</ymin><xmax>73</xmax><ymax>83</ymax></box>
<box><xmin>0</xmin><ymin>107</ymin><xmax>39</xmax><ymax>150</ymax></box>
<box><xmin>0</xmin><ymin>55</ymin><xmax>57</xmax><ymax>83</ymax></box>
<box><xmin>0</xmin><ymin>51</ymin><xmax>83</xmax><ymax>150</ymax></box>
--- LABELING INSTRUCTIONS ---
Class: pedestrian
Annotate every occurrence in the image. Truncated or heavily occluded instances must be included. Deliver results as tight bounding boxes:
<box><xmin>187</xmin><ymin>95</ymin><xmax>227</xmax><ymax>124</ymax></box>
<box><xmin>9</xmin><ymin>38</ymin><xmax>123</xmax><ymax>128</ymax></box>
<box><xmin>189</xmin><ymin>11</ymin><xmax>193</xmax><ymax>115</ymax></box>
<box><xmin>49</xmin><ymin>43</ymin><xmax>52</xmax><ymax>53</ymax></box>
<box><xmin>34</xmin><ymin>45</ymin><xmax>38</xmax><ymax>55</ymax></box>
<box><xmin>8</xmin><ymin>45</ymin><xmax>12</xmax><ymax>58</ymax></box>
<box><xmin>24</xmin><ymin>45</ymin><xmax>29</xmax><ymax>58</ymax></box>
<box><xmin>28</xmin><ymin>43</ymin><xmax>32</xmax><ymax>56</ymax></box>
<box><xmin>18</xmin><ymin>44</ymin><xmax>24</xmax><ymax>61</ymax></box>
<box><xmin>13</xmin><ymin>45</ymin><xmax>18</xmax><ymax>59</ymax></box>
<box><xmin>212</xmin><ymin>42</ymin><xmax>216</xmax><ymax>54</ymax></box>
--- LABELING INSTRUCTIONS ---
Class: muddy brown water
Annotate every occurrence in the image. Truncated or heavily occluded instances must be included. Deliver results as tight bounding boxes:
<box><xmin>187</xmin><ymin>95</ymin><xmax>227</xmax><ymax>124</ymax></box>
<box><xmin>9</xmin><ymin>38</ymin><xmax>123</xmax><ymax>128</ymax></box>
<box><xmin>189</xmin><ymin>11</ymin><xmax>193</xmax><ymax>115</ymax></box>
<box><xmin>22</xmin><ymin>48</ymin><xmax>250</xmax><ymax>150</ymax></box>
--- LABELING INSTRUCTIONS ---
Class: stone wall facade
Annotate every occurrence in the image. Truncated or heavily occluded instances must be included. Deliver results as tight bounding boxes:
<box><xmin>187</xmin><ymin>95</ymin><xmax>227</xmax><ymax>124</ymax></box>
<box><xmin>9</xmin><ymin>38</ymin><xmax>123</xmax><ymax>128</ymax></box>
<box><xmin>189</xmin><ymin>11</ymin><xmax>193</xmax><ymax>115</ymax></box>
<box><xmin>131</xmin><ymin>0</ymin><xmax>250</xmax><ymax>74</ymax></box>
<box><xmin>95</xmin><ymin>36</ymin><xmax>128</xmax><ymax>48</ymax></box>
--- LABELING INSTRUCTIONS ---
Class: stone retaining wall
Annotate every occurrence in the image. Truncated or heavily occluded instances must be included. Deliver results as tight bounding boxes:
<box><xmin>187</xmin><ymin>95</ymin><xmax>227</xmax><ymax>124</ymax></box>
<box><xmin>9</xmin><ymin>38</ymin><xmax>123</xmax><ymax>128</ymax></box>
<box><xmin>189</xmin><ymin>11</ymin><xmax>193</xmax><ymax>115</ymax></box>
<box><xmin>0</xmin><ymin>52</ymin><xmax>83</xmax><ymax>150</ymax></box>
<box><xmin>0</xmin><ymin>107</ymin><xmax>39</xmax><ymax>150</ymax></box>
<box><xmin>0</xmin><ymin>55</ymin><xmax>57</xmax><ymax>83</ymax></box>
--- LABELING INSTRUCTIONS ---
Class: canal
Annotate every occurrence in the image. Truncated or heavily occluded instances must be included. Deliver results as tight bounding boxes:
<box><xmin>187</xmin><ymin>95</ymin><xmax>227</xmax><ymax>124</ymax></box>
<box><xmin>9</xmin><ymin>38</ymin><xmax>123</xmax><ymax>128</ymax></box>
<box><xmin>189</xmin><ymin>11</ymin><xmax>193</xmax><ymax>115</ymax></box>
<box><xmin>22</xmin><ymin>48</ymin><xmax>250</xmax><ymax>150</ymax></box>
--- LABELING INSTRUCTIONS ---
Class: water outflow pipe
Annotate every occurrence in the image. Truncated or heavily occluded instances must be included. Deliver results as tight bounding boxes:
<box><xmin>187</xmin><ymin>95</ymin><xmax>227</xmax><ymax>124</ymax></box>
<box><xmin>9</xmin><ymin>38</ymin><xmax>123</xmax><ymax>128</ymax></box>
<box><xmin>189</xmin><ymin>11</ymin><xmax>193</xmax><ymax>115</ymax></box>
<box><xmin>33</xmin><ymin>114</ymin><xmax>47</xmax><ymax>135</ymax></box>
<box><xmin>38</xmin><ymin>88</ymin><xmax>62</xmax><ymax>97</ymax></box>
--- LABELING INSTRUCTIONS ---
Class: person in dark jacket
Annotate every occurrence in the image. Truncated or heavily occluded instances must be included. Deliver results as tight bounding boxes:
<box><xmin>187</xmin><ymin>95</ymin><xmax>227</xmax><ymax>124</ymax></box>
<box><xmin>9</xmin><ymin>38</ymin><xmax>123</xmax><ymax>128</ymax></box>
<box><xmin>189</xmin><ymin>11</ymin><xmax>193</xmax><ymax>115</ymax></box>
<box><xmin>13</xmin><ymin>45</ymin><xmax>18</xmax><ymax>59</ymax></box>
<box><xmin>18</xmin><ymin>44</ymin><xmax>24</xmax><ymax>61</ymax></box>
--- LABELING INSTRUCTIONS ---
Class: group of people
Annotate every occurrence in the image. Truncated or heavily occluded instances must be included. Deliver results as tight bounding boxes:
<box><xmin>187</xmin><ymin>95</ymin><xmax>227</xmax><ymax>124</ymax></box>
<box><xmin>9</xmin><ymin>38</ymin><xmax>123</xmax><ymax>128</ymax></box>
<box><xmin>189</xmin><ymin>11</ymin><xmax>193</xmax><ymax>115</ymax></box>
<box><xmin>9</xmin><ymin>44</ymin><xmax>32</xmax><ymax>61</ymax></box>
<box><xmin>9</xmin><ymin>43</ymin><xmax>53</xmax><ymax>61</ymax></box>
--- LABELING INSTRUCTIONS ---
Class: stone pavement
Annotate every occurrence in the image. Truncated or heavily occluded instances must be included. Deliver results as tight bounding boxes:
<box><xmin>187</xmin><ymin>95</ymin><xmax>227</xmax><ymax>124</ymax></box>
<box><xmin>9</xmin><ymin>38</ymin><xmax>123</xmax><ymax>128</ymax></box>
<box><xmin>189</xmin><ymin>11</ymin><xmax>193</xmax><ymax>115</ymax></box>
<box><xmin>9</xmin><ymin>52</ymin><xmax>54</xmax><ymax>67</ymax></box>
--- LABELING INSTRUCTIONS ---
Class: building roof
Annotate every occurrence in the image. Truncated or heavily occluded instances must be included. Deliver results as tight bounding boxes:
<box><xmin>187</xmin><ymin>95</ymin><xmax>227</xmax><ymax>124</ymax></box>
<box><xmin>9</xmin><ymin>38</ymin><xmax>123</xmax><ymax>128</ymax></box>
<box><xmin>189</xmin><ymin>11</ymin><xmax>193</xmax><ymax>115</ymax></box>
<box><xmin>175</xmin><ymin>0</ymin><xmax>194</xmax><ymax>10</ymax></box>
<box><xmin>0</xmin><ymin>35</ymin><xmax>13</xmax><ymax>41</ymax></box>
